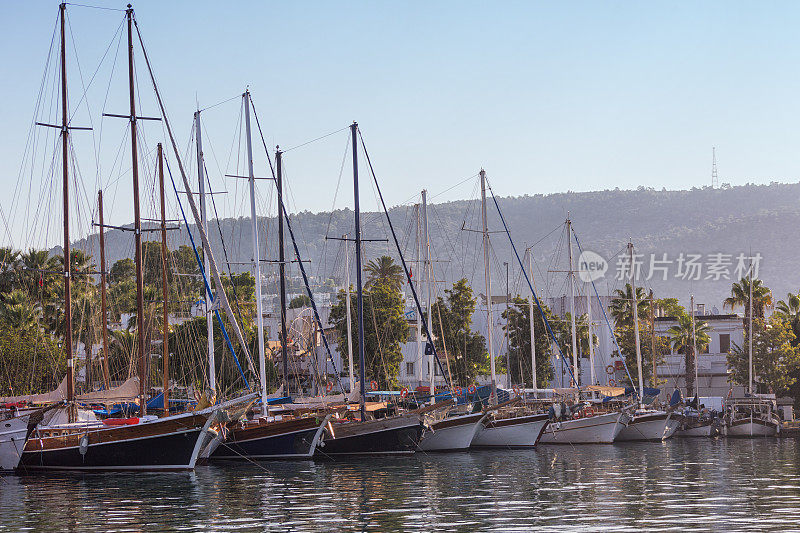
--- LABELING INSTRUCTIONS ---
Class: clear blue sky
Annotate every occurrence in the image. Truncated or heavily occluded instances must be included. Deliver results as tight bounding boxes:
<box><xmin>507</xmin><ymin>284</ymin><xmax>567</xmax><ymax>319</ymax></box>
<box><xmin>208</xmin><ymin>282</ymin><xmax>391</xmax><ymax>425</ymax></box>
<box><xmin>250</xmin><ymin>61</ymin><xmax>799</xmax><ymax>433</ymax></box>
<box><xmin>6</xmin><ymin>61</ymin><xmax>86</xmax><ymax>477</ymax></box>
<box><xmin>2</xmin><ymin>1</ymin><xmax>800</xmax><ymax>246</ymax></box>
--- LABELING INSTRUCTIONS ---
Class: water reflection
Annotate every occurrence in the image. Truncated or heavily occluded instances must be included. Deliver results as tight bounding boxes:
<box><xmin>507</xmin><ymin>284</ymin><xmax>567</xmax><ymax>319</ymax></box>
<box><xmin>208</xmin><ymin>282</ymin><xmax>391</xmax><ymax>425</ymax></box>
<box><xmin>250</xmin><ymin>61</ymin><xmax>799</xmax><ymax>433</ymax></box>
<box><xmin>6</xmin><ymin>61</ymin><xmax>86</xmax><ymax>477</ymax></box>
<box><xmin>1</xmin><ymin>439</ymin><xmax>799</xmax><ymax>531</ymax></box>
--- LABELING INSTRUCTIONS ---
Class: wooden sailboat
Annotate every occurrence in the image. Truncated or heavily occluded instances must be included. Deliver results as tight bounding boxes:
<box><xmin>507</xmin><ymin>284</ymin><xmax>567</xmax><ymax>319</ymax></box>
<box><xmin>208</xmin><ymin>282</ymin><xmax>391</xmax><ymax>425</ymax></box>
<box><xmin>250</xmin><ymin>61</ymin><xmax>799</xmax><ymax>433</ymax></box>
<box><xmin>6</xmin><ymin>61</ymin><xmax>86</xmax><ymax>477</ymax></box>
<box><xmin>313</xmin><ymin>123</ymin><xmax>424</xmax><ymax>458</ymax></box>
<box><xmin>17</xmin><ymin>4</ymin><xmax>257</xmax><ymax>472</ymax></box>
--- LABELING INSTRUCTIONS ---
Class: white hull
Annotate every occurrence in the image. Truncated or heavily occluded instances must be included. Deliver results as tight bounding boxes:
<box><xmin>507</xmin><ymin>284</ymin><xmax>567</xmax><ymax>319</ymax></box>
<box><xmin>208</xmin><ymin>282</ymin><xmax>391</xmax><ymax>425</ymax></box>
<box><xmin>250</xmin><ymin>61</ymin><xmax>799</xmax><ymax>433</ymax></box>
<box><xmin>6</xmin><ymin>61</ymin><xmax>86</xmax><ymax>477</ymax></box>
<box><xmin>0</xmin><ymin>415</ymin><xmax>29</xmax><ymax>471</ymax></box>
<box><xmin>727</xmin><ymin>419</ymin><xmax>779</xmax><ymax>437</ymax></box>
<box><xmin>539</xmin><ymin>411</ymin><xmax>629</xmax><ymax>444</ymax></box>
<box><xmin>676</xmin><ymin>423</ymin><xmax>714</xmax><ymax>437</ymax></box>
<box><xmin>419</xmin><ymin>413</ymin><xmax>486</xmax><ymax>451</ymax></box>
<box><xmin>470</xmin><ymin>414</ymin><xmax>549</xmax><ymax>448</ymax></box>
<box><xmin>617</xmin><ymin>411</ymin><xmax>676</xmax><ymax>442</ymax></box>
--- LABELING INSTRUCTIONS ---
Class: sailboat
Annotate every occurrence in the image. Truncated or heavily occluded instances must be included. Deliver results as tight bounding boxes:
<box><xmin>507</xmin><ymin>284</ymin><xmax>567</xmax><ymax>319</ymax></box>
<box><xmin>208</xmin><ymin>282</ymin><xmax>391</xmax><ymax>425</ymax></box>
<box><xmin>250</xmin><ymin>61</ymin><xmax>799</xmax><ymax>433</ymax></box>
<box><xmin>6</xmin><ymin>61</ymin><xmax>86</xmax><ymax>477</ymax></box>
<box><xmin>535</xmin><ymin>219</ymin><xmax>630</xmax><ymax>444</ymax></box>
<box><xmin>17</xmin><ymin>4</ymin><xmax>257</xmax><ymax>471</ymax></box>
<box><xmin>202</xmin><ymin>93</ymin><xmax>329</xmax><ymax>461</ymax></box>
<box><xmin>313</xmin><ymin>123</ymin><xmax>425</xmax><ymax>458</ymax></box>
<box><xmin>725</xmin><ymin>270</ymin><xmax>780</xmax><ymax>437</ymax></box>
<box><xmin>465</xmin><ymin>170</ymin><xmax>550</xmax><ymax>449</ymax></box>
<box><xmin>616</xmin><ymin>242</ymin><xmax>679</xmax><ymax>442</ymax></box>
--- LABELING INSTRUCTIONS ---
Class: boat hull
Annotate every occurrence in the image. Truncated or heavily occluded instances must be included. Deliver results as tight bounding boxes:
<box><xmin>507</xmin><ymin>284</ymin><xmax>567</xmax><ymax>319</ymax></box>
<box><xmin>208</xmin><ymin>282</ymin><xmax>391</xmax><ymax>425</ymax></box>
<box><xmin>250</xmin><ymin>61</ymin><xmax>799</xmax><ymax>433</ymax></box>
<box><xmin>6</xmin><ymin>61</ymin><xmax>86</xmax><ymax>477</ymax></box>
<box><xmin>316</xmin><ymin>415</ymin><xmax>423</xmax><ymax>457</ymax></box>
<box><xmin>539</xmin><ymin>411</ymin><xmax>629</xmax><ymax>444</ymax></box>
<box><xmin>208</xmin><ymin>416</ymin><xmax>328</xmax><ymax>460</ymax></box>
<box><xmin>0</xmin><ymin>415</ymin><xmax>30</xmax><ymax>471</ymax></box>
<box><xmin>470</xmin><ymin>413</ymin><xmax>549</xmax><ymax>448</ymax></box>
<box><xmin>617</xmin><ymin>411</ymin><xmax>676</xmax><ymax>442</ymax></box>
<box><xmin>726</xmin><ymin>418</ymin><xmax>779</xmax><ymax>437</ymax></box>
<box><xmin>18</xmin><ymin>411</ymin><xmax>214</xmax><ymax>471</ymax></box>
<box><xmin>419</xmin><ymin>412</ymin><xmax>486</xmax><ymax>451</ymax></box>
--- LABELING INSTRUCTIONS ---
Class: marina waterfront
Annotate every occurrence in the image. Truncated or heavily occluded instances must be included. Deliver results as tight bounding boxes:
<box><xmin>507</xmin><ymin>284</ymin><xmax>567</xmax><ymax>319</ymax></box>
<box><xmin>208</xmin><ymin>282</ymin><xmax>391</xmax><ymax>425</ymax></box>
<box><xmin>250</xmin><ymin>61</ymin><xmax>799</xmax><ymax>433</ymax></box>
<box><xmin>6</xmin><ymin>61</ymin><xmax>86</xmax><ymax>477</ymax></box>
<box><xmin>2</xmin><ymin>439</ymin><xmax>799</xmax><ymax>532</ymax></box>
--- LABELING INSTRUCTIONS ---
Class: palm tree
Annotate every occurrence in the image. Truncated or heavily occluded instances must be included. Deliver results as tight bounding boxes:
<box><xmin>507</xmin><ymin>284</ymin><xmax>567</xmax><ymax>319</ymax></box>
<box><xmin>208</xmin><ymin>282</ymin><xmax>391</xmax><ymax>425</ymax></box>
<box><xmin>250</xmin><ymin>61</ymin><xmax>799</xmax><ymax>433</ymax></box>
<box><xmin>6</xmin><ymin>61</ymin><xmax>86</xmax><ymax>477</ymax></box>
<box><xmin>775</xmin><ymin>291</ymin><xmax>800</xmax><ymax>346</ymax></box>
<box><xmin>610</xmin><ymin>283</ymin><xmax>650</xmax><ymax>325</ymax></box>
<box><xmin>723</xmin><ymin>277</ymin><xmax>772</xmax><ymax>335</ymax></box>
<box><xmin>0</xmin><ymin>247</ymin><xmax>20</xmax><ymax>295</ymax></box>
<box><xmin>364</xmin><ymin>255</ymin><xmax>404</xmax><ymax>291</ymax></box>
<box><xmin>0</xmin><ymin>288</ymin><xmax>41</xmax><ymax>331</ymax></box>
<box><xmin>668</xmin><ymin>313</ymin><xmax>711</xmax><ymax>398</ymax></box>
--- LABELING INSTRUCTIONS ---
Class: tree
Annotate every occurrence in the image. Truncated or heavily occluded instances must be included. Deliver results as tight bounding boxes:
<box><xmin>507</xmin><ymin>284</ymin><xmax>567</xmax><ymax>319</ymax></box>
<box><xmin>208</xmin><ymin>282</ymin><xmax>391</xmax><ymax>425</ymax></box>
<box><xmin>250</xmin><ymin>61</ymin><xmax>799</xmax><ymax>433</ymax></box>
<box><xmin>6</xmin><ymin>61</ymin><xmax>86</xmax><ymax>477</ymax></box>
<box><xmin>0</xmin><ymin>324</ymin><xmax>64</xmax><ymax>397</ymax></box>
<box><xmin>668</xmin><ymin>313</ymin><xmax>710</xmax><ymax>397</ymax></box>
<box><xmin>611</xmin><ymin>284</ymin><xmax>667</xmax><ymax>389</ymax></box>
<box><xmin>364</xmin><ymin>255</ymin><xmax>404</xmax><ymax>291</ymax></box>
<box><xmin>289</xmin><ymin>294</ymin><xmax>311</xmax><ymax>309</ymax></box>
<box><xmin>0</xmin><ymin>289</ymin><xmax>41</xmax><ymax>332</ymax></box>
<box><xmin>430</xmin><ymin>279</ymin><xmax>488</xmax><ymax>386</ymax></box>
<box><xmin>501</xmin><ymin>294</ymin><xmax>555</xmax><ymax>388</ymax></box>
<box><xmin>610</xmin><ymin>283</ymin><xmax>650</xmax><ymax>324</ymax></box>
<box><xmin>329</xmin><ymin>280</ymin><xmax>408</xmax><ymax>389</ymax></box>
<box><xmin>728</xmin><ymin>315</ymin><xmax>800</xmax><ymax>396</ymax></box>
<box><xmin>723</xmin><ymin>277</ymin><xmax>772</xmax><ymax>336</ymax></box>
<box><xmin>775</xmin><ymin>292</ymin><xmax>800</xmax><ymax>348</ymax></box>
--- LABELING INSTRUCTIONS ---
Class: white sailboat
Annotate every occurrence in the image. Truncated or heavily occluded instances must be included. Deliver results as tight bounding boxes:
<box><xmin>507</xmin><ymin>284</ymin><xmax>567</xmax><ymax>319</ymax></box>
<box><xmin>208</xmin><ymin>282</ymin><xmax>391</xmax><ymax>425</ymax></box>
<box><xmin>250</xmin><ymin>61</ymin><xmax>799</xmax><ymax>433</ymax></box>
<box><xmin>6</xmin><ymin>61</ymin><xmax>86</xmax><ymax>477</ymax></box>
<box><xmin>0</xmin><ymin>409</ymin><xmax>32</xmax><ymax>472</ymax></box>
<box><xmin>468</xmin><ymin>170</ymin><xmax>550</xmax><ymax>448</ymax></box>
<box><xmin>616</xmin><ymin>241</ymin><xmax>677</xmax><ymax>442</ymax></box>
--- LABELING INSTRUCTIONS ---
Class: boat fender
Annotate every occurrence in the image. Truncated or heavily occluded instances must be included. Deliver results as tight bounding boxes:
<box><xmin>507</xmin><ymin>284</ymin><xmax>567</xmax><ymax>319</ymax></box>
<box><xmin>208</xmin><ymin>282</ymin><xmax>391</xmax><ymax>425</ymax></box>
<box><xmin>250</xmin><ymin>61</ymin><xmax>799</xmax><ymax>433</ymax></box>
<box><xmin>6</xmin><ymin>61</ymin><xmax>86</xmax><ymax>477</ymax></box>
<box><xmin>605</xmin><ymin>364</ymin><xmax>615</xmax><ymax>375</ymax></box>
<box><xmin>370</xmin><ymin>380</ymin><xmax>379</xmax><ymax>391</ymax></box>
<box><xmin>573</xmin><ymin>411</ymin><xmax>583</xmax><ymax>420</ymax></box>
<box><xmin>79</xmin><ymin>433</ymin><xmax>89</xmax><ymax>456</ymax></box>
<box><xmin>553</xmin><ymin>403</ymin><xmax>562</xmax><ymax>419</ymax></box>
<box><xmin>400</xmin><ymin>387</ymin><xmax>409</xmax><ymax>399</ymax></box>
<box><xmin>584</xmin><ymin>406</ymin><xmax>595</xmax><ymax>417</ymax></box>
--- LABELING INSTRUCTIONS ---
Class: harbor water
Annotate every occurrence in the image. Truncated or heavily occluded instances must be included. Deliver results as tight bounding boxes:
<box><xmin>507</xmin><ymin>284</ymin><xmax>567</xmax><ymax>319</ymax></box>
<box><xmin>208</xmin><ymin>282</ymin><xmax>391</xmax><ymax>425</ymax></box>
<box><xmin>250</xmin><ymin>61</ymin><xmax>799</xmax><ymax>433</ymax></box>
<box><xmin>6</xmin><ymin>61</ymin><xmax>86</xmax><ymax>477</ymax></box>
<box><xmin>2</xmin><ymin>438</ymin><xmax>800</xmax><ymax>532</ymax></box>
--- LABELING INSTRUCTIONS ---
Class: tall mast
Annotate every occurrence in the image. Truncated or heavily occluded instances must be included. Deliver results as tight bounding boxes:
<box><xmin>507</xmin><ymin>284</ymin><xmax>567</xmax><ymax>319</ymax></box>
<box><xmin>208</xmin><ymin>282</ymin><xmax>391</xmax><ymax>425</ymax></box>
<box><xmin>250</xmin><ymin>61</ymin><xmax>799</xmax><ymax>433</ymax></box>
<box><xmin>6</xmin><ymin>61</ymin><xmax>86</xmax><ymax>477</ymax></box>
<box><xmin>415</xmin><ymin>205</ymin><xmax>423</xmax><ymax>386</ymax></box>
<box><xmin>98</xmin><ymin>191</ymin><xmax>111</xmax><ymax>390</ymax></box>
<box><xmin>527</xmin><ymin>248</ymin><xmax>537</xmax><ymax>395</ymax></box>
<box><xmin>351</xmin><ymin>122</ymin><xmax>367</xmax><ymax>420</ymax></box>
<box><xmin>567</xmin><ymin>217</ymin><xmax>578</xmax><ymax>386</ymax></box>
<box><xmin>629</xmin><ymin>241</ymin><xmax>643</xmax><ymax>402</ymax></box>
<box><xmin>194</xmin><ymin>110</ymin><xmax>215</xmax><ymax>393</ymax></box>
<box><xmin>126</xmin><ymin>5</ymin><xmax>147</xmax><ymax>417</ymax></box>
<box><xmin>276</xmin><ymin>145</ymin><xmax>289</xmax><ymax>396</ymax></box>
<box><xmin>748</xmin><ymin>268</ymin><xmax>753</xmax><ymax>394</ymax></box>
<box><xmin>422</xmin><ymin>189</ymin><xmax>434</xmax><ymax>402</ymax></box>
<box><xmin>587</xmin><ymin>279</ymin><xmax>594</xmax><ymax>386</ymax></box>
<box><xmin>505</xmin><ymin>261</ymin><xmax>511</xmax><ymax>388</ymax></box>
<box><xmin>158</xmin><ymin>143</ymin><xmax>170</xmax><ymax>415</ymax></box>
<box><xmin>650</xmin><ymin>290</ymin><xmax>657</xmax><ymax>388</ymax></box>
<box><xmin>344</xmin><ymin>234</ymin><xmax>355</xmax><ymax>393</ymax></box>
<box><xmin>242</xmin><ymin>92</ymin><xmax>267</xmax><ymax>412</ymax></box>
<box><xmin>59</xmin><ymin>2</ymin><xmax>75</xmax><ymax>420</ymax></box>
<box><xmin>691</xmin><ymin>294</ymin><xmax>698</xmax><ymax>398</ymax></box>
<box><xmin>480</xmin><ymin>170</ymin><xmax>497</xmax><ymax>403</ymax></box>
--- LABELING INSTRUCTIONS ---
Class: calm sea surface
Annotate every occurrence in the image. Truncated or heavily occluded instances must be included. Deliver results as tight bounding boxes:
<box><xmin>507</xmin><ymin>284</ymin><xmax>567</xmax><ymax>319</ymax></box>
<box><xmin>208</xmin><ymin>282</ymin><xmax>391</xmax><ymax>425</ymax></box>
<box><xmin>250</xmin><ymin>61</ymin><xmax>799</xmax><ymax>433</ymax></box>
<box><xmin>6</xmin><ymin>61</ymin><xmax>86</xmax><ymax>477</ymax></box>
<box><xmin>2</xmin><ymin>439</ymin><xmax>800</xmax><ymax>532</ymax></box>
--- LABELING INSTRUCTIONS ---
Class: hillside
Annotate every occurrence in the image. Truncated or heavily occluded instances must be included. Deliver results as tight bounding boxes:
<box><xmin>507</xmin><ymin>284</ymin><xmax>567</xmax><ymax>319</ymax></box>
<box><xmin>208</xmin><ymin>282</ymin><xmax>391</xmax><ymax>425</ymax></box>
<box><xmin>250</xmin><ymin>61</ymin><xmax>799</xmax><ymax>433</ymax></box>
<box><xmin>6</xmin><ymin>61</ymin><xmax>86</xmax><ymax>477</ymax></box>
<box><xmin>70</xmin><ymin>181</ymin><xmax>800</xmax><ymax>310</ymax></box>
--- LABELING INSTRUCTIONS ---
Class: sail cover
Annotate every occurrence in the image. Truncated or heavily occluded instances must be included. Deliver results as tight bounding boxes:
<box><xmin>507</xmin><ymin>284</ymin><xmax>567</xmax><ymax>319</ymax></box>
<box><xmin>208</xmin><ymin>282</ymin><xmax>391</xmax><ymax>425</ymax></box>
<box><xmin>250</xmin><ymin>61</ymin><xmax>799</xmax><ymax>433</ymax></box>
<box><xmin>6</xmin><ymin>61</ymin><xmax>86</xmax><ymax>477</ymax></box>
<box><xmin>0</xmin><ymin>376</ymin><xmax>68</xmax><ymax>404</ymax></box>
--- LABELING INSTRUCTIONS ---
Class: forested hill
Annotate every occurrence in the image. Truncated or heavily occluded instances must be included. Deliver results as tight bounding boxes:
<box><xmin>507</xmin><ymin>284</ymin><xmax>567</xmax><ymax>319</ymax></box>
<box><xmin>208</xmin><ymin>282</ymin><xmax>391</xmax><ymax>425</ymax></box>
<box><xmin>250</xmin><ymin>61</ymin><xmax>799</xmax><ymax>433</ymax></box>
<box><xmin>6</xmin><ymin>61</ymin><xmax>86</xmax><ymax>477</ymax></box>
<box><xmin>70</xmin><ymin>181</ymin><xmax>800</xmax><ymax>309</ymax></box>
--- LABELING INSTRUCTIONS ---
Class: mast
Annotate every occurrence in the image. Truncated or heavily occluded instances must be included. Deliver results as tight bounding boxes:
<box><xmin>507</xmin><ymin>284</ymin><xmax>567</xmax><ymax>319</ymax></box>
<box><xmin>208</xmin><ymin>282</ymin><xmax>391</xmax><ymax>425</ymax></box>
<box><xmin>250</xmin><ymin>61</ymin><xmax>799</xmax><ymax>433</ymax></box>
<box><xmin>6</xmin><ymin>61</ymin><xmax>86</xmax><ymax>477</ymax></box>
<box><xmin>748</xmin><ymin>268</ymin><xmax>753</xmax><ymax>394</ymax></box>
<box><xmin>242</xmin><ymin>92</ymin><xmax>268</xmax><ymax>412</ymax></box>
<box><xmin>351</xmin><ymin>122</ymin><xmax>367</xmax><ymax>420</ymax></box>
<box><xmin>587</xmin><ymin>280</ymin><xmax>594</xmax><ymax>386</ymax></box>
<box><xmin>691</xmin><ymin>294</ymin><xmax>698</xmax><ymax>398</ymax></box>
<box><xmin>415</xmin><ymin>205</ymin><xmax>423</xmax><ymax>386</ymax></box>
<box><xmin>126</xmin><ymin>5</ymin><xmax>147</xmax><ymax>417</ymax></box>
<box><xmin>422</xmin><ymin>189</ymin><xmax>434</xmax><ymax>402</ymax></box>
<box><xmin>567</xmin><ymin>217</ymin><xmax>578</xmax><ymax>386</ymax></box>
<box><xmin>629</xmin><ymin>241</ymin><xmax>643</xmax><ymax>402</ymax></box>
<box><xmin>276</xmin><ymin>145</ymin><xmax>289</xmax><ymax>396</ymax></box>
<box><xmin>59</xmin><ymin>2</ymin><xmax>75</xmax><ymax>421</ymax></box>
<box><xmin>650</xmin><ymin>290</ymin><xmax>657</xmax><ymax>388</ymax></box>
<box><xmin>480</xmin><ymin>170</ymin><xmax>498</xmax><ymax>403</ymax></box>
<box><xmin>344</xmin><ymin>234</ymin><xmax>355</xmax><ymax>393</ymax></box>
<box><xmin>98</xmin><ymin>190</ymin><xmax>111</xmax><ymax>389</ymax></box>
<box><xmin>158</xmin><ymin>143</ymin><xmax>169</xmax><ymax>414</ymax></box>
<box><xmin>527</xmin><ymin>249</ymin><xmax>537</xmax><ymax>395</ymax></box>
<box><xmin>194</xmin><ymin>110</ymin><xmax>215</xmax><ymax>393</ymax></box>
<box><xmin>505</xmin><ymin>261</ymin><xmax>511</xmax><ymax>388</ymax></box>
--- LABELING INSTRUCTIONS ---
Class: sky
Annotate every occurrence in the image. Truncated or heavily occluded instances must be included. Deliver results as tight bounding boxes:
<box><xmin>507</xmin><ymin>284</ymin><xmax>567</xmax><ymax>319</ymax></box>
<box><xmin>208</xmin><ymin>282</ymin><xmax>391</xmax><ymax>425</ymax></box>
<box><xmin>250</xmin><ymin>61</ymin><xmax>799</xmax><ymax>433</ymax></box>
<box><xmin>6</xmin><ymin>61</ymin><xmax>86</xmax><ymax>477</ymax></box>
<box><xmin>2</xmin><ymin>1</ymin><xmax>800</xmax><ymax>248</ymax></box>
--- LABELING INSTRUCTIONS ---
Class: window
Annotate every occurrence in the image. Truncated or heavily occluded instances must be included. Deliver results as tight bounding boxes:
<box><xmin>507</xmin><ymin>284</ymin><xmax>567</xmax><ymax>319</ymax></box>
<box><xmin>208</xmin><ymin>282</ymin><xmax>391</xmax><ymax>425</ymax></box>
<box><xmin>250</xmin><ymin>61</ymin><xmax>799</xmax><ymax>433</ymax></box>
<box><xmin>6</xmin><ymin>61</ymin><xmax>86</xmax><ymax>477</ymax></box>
<box><xmin>406</xmin><ymin>362</ymin><xmax>414</xmax><ymax>376</ymax></box>
<box><xmin>719</xmin><ymin>334</ymin><xmax>730</xmax><ymax>354</ymax></box>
